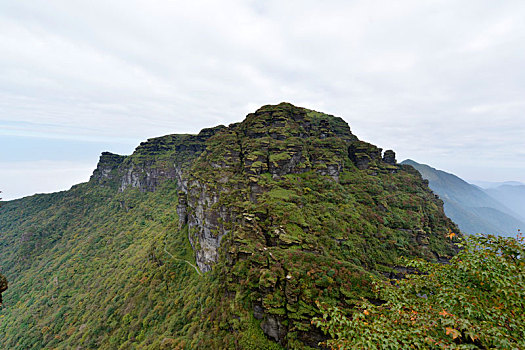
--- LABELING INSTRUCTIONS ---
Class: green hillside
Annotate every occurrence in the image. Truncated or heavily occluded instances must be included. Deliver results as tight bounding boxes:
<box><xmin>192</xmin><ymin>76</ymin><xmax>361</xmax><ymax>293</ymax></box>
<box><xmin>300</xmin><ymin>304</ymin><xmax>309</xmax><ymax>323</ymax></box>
<box><xmin>0</xmin><ymin>182</ymin><xmax>209</xmax><ymax>349</ymax></box>
<box><xmin>0</xmin><ymin>103</ymin><xmax>458</xmax><ymax>349</ymax></box>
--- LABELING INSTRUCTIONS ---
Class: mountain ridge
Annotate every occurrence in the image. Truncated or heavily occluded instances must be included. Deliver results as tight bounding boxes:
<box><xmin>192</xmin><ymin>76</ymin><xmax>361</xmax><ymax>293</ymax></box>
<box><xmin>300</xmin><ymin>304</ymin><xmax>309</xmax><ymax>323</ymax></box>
<box><xmin>484</xmin><ymin>184</ymin><xmax>525</xmax><ymax>222</ymax></box>
<box><xmin>0</xmin><ymin>103</ymin><xmax>459</xmax><ymax>349</ymax></box>
<box><xmin>401</xmin><ymin>159</ymin><xmax>524</xmax><ymax>236</ymax></box>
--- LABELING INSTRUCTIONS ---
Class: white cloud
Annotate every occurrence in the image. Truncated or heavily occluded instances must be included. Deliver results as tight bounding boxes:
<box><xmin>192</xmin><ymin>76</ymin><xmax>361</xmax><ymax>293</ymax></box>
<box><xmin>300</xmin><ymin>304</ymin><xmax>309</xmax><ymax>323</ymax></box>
<box><xmin>0</xmin><ymin>161</ymin><xmax>94</xmax><ymax>200</ymax></box>
<box><xmin>1</xmin><ymin>0</ymin><xmax>525</xmax><ymax>198</ymax></box>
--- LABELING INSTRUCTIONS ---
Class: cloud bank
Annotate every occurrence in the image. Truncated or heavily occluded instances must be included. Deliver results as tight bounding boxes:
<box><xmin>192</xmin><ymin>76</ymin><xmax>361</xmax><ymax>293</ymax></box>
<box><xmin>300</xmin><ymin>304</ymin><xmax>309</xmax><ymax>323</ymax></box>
<box><xmin>1</xmin><ymin>0</ymin><xmax>525</xmax><ymax>199</ymax></box>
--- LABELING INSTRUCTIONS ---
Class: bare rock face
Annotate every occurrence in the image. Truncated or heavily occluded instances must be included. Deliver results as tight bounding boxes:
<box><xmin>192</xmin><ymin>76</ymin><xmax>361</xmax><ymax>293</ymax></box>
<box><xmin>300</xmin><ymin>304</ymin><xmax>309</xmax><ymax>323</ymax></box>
<box><xmin>178</xmin><ymin>103</ymin><xmax>362</xmax><ymax>272</ymax></box>
<box><xmin>90</xmin><ymin>152</ymin><xmax>126</xmax><ymax>184</ymax></box>
<box><xmin>260</xmin><ymin>315</ymin><xmax>286</xmax><ymax>342</ymax></box>
<box><xmin>176</xmin><ymin>191</ymin><xmax>188</xmax><ymax>226</ymax></box>
<box><xmin>347</xmin><ymin>142</ymin><xmax>398</xmax><ymax>173</ymax></box>
<box><xmin>181</xmin><ymin>180</ymin><xmax>235</xmax><ymax>272</ymax></box>
<box><xmin>348</xmin><ymin>141</ymin><xmax>382</xmax><ymax>170</ymax></box>
<box><xmin>383</xmin><ymin>149</ymin><xmax>397</xmax><ymax>165</ymax></box>
<box><xmin>119</xmin><ymin>162</ymin><xmax>179</xmax><ymax>192</ymax></box>
<box><xmin>116</xmin><ymin>133</ymin><xmax>210</xmax><ymax>192</ymax></box>
<box><xmin>90</xmin><ymin>126</ymin><xmax>225</xmax><ymax>193</ymax></box>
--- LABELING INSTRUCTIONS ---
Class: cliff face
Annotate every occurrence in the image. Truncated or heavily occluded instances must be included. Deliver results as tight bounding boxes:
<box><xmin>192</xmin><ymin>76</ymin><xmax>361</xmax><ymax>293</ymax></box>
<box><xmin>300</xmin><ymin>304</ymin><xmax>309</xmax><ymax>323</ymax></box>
<box><xmin>171</xmin><ymin>103</ymin><xmax>458</xmax><ymax>346</ymax></box>
<box><xmin>88</xmin><ymin>103</ymin><xmax>406</xmax><ymax>274</ymax></box>
<box><xmin>84</xmin><ymin>102</ymin><xmax>458</xmax><ymax>347</ymax></box>
<box><xmin>175</xmin><ymin>104</ymin><xmax>427</xmax><ymax>272</ymax></box>
<box><xmin>176</xmin><ymin>103</ymin><xmax>405</xmax><ymax>272</ymax></box>
<box><xmin>90</xmin><ymin>126</ymin><xmax>226</xmax><ymax>192</ymax></box>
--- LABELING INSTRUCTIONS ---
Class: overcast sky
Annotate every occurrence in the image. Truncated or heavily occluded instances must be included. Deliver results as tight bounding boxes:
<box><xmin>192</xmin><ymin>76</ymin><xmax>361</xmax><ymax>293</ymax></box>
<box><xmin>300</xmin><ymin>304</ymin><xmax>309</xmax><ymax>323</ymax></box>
<box><xmin>1</xmin><ymin>0</ymin><xmax>525</xmax><ymax>200</ymax></box>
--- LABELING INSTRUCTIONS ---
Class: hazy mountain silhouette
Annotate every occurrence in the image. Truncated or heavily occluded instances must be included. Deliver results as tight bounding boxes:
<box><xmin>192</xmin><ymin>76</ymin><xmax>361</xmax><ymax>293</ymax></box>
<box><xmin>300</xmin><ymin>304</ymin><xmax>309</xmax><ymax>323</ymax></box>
<box><xmin>402</xmin><ymin>159</ymin><xmax>524</xmax><ymax>237</ymax></box>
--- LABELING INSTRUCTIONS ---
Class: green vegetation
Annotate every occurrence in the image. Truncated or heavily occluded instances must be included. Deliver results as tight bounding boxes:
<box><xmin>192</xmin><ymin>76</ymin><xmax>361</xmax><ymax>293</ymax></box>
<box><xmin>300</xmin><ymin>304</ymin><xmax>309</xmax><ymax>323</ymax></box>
<box><xmin>0</xmin><ymin>103</ymin><xmax>461</xmax><ymax>349</ymax></box>
<box><xmin>0</xmin><ymin>181</ymin><xmax>255</xmax><ymax>349</ymax></box>
<box><xmin>178</xmin><ymin>103</ymin><xmax>458</xmax><ymax>347</ymax></box>
<box><xmin>0</xmin><ymin>190</ymin><xmax>7</xmax><ymax>305</ymax></box>
<box><xmin>314</xmin><ymin>233</ymin><xmax>525</xmax><ymax>349</ymax></box>
<box><xmin>193</xmin><ymin>167</ymin><xmax>458</xmax><ymax>347</ymax></box>
<box><xmin>0</xmin><ymin>272</ymin><xmax>6</xmax><ymax>305</ymax></box>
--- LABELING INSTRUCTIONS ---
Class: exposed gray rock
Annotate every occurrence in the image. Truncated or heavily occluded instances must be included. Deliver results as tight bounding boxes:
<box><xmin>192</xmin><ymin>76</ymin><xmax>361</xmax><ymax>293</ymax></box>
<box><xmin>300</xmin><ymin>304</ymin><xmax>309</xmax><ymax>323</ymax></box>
<box><xmin>383</xmin><ymin>149</ymin><xmax>397</xmax><ymax>165</ymax></box>
<box><xmin>261</xmin><ymin>315</ymin><xmax>286</xmax><ymax>343</ymax></box>
<box><xmin>176</xmin><ymin>191</ymin><xmax>188</xmax><ymax>226</ymax></box>
<box><xmin>348</xmin><ymin>141</ymin><xmax>382</xmax><ymax>170</ymax></box>
<box><xmin>91</xmin><ymin>126</ymin><xmax>225</xmax><ymax>193</ymax></box>
<box><xmin>119</xmin><ymin>163</ymin><xmax>178</xmax><ymax>192</ymax></box>
<box><xmin>184</xmin><ymin>180</ymin><xmax>233</xmax><ymax>272</ymax></box>
<box><xmin>253</xmin><ymin>304</ymin><xmax>264</xmax><ymax>320</ymax></box>
<box><xmin>90</xmin><ymin>152</ymin><xmax>126</xmax><ymax>183</ymax></box>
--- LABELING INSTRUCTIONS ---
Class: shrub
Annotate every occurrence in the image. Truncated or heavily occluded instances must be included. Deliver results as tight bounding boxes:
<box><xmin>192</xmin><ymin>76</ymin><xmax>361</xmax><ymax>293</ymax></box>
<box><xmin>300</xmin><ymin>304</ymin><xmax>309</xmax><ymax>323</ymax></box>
<box><xmin>314</xmin><ymin>233</ymin><xmax>525</xmax><ymax>349</ymax></box>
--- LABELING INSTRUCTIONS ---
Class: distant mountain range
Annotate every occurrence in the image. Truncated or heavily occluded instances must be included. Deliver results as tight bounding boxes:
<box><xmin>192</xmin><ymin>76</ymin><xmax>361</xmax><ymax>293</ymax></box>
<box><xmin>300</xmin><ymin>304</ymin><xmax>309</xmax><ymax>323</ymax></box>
<box><xmin>402</xmin><ymin>160</ymin><xmax>524</xmax><ymax>237</ymax></box>
<box><xmin>483</xmin><ymin>184</ymin><xmax>525</xmax><ymax>222</ymax></box>
<box><xmin>469</xmin><ymin>180</ymin><xmax>525</xmax><ymax>189</ymax></box>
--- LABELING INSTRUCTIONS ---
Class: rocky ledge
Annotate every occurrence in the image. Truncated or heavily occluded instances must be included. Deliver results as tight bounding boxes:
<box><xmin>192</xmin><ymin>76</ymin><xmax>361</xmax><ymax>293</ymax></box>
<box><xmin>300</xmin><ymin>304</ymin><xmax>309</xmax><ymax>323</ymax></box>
<box><xmin>177</xmin><ymin>102</ymin><xmax>403</xmax><ymax>272</ymax></box>
<box><xmin>90</xmin><ymin>102</ymin><xmax>457</xmax><ymax>347</ymax></box>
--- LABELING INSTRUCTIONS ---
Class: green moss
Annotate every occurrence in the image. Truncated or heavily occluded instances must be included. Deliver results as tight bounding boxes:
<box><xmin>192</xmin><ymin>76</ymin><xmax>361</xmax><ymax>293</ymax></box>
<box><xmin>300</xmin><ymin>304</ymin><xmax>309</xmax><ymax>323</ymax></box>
<box><xmin>238</xmin><ymin>317</ymin><xmax>284</xmax><ymax>350</ymax></box>
<box><xmin>267</xmin><ymin>188</ymin><xmax>296</xmax><ymax>200</ymax></box>
<box><xmin>269</xmin><ymin>152</ymin><xmax>292</xmax><ymax>163</ymax></box>
<box><xmin>0</xmin><ymin>102</ymin><xmax>459</xmax><ymax>350</ymax></box>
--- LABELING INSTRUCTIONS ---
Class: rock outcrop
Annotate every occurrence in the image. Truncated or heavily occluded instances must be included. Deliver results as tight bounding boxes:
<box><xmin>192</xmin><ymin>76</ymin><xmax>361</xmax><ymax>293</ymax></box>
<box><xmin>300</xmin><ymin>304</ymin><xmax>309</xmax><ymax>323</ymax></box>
<box><xmin>178</xmin><ymin>103</ymin><xmax>370</xmax><ymax>271</ymax></box>
<box><xmin>90</xmin><ymin>102</ymin><xmax>458</xmax><ymax>347</ymax></box>
<box><xmin>90</xmin><ymin>152</ymin><xmax>126</xmax><ymax>184</ymax></box>
<box><xmin>91</xmin><ymin>104</ymin><xmax>405</xmax><ymax>275</ymax></box>
<box><xmin>90</xmin><ymin>126</ymin><xmax>225</xmax><ymax>193</ymax></box>
<box><xmin>173</xmin><ymin>103</ymin><xmax>458</xmax><ymax>346</ymax></box>
<box><xmin>383</xmin><ymin>149</ymin><xmax>397</xmax><ymax>165</ymax></box>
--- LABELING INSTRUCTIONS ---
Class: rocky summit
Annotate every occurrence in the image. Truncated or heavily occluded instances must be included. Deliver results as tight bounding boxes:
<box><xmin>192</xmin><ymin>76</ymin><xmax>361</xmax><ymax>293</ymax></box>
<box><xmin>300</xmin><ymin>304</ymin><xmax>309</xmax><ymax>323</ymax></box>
<box><xmin>0</xmin><ymin>103</ymin><xmax>458</xmax><ymax>349</ymax></box>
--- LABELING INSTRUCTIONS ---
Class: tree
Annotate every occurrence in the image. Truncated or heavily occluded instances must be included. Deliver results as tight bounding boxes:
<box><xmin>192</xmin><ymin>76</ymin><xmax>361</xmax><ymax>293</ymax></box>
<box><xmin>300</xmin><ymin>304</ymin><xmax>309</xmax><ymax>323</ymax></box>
<box><xmin>0</xmin><ymin>273</ymin><xmax>6</xmax><ymax>306</ymax></box>
<box><xmin>314</xmin><ymin>233</ymin><xmax>525</xmax><ymax>349</ymax></box>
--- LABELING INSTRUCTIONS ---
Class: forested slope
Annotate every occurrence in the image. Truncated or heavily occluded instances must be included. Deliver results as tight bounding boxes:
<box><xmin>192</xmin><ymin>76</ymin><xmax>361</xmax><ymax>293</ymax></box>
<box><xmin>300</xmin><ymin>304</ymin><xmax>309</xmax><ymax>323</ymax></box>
<box><xmin>0</xmin><ymin>103</ymin><xmax>459</xmax><ymax>349</ymax></box>
<box><xmin>0</xmin><ymin>181</ymin><xmax>217</xmax><ymax>348</ymax></box>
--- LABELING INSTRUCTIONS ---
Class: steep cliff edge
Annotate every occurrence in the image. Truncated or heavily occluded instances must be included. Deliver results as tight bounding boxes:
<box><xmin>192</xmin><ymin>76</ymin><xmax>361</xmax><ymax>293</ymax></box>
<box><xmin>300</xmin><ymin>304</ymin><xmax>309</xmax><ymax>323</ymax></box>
<box><xmin>173</xmin><ymin>103</ymin><xmax>458</xmax><ymax>346</ymax></box>
<box><xmin>90</xmin><ymin>125</ymin><xmax>226</xmax><ymax>192</ymax></box>
<box><xmin>0</xmin><ymin>102</ymin><xmax>459</xmax><ymax>349</ymax></box>
<box><xmin>177</xmin><ymin>103</ymin><xmax>413</xmax><ymax>273</ymax></box>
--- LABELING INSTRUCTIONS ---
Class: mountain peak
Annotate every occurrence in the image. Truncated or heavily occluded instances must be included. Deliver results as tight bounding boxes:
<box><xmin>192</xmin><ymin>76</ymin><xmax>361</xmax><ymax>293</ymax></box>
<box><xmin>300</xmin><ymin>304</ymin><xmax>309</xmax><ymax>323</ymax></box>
<box><xmin>0</xmin><ymin>103</ymin><xmax>459</xmax><ymax>349</ymax></box>
<box><xmin>245</xmin><ymin>102</ymin><xmax>356</xmax><ymax>142</ymax></box>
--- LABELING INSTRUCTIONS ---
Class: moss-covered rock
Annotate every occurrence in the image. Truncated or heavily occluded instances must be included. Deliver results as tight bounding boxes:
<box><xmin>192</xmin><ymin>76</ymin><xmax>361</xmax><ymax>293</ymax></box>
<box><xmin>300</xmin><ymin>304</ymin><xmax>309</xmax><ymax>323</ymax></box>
<box><xmin>175</xmin><ymin>102</ymin><xmax>459</xmax><ymax>347</ymax></box>
<box><xmin>0</xmin><ymin>102</ymin><xmax>460</xmax><ymax>349</ymax></box>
